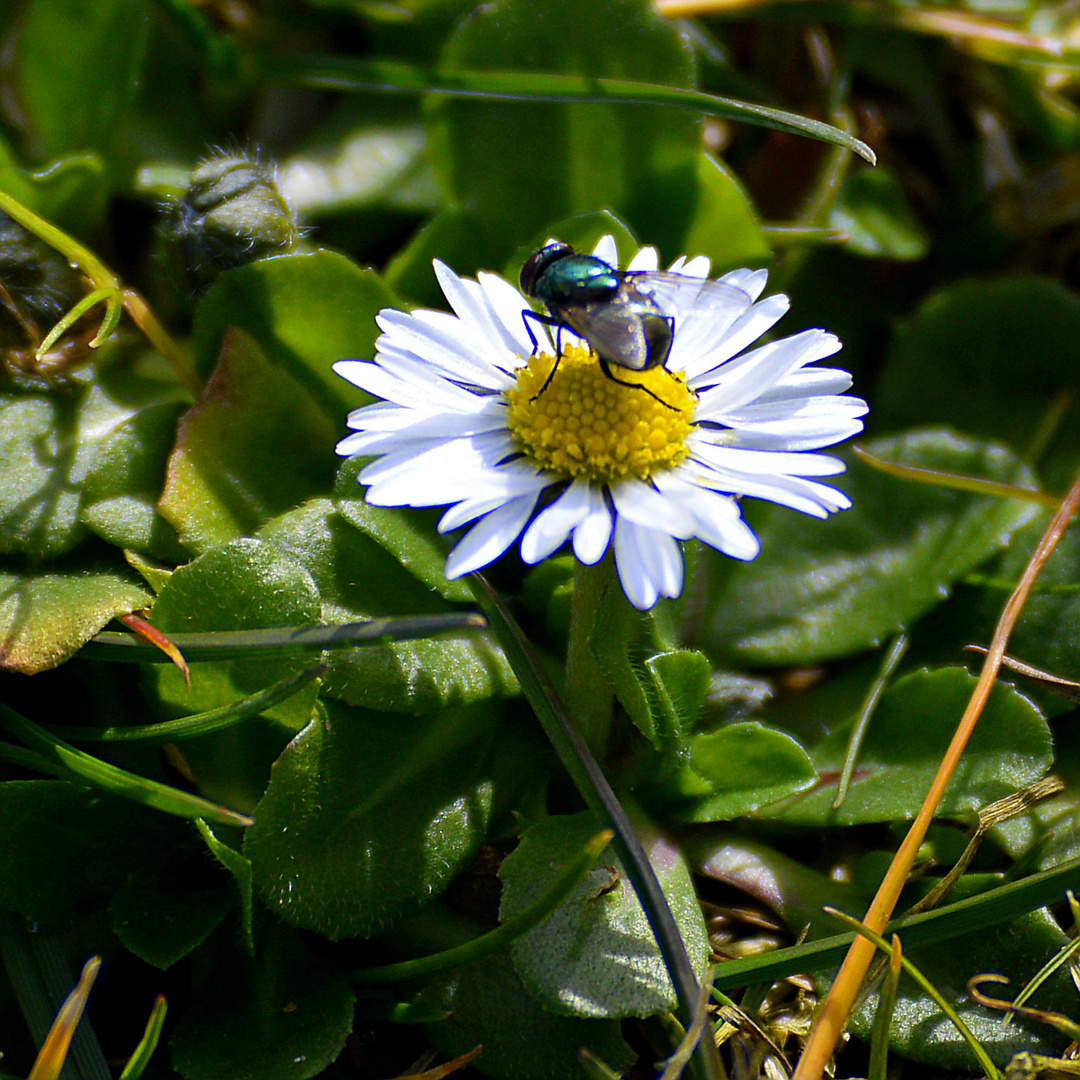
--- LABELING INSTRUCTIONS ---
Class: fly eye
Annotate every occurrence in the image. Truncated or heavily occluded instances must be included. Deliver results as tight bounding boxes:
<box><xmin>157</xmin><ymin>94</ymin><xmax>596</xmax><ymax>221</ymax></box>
<box><xmin>520</xmin><ymin>251</ymin><xmax>543</xmax><ymax>295</ymax></box>
<box><xmin>520</xmin><ymin>243</ymin><xmax>571</xmax><ymax>296</ymax></box>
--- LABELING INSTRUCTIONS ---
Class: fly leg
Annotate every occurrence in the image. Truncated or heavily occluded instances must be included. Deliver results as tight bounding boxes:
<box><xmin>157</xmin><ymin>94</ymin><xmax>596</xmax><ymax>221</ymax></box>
<box><xmin>522</xmin><ymin>308</ymin><xmax>570</xmax><ymax>401</ymax></box>
<box><xmin>598</xmin><ymin>358</ymin><xmax>678</xmax><ymax>411</ymax></box>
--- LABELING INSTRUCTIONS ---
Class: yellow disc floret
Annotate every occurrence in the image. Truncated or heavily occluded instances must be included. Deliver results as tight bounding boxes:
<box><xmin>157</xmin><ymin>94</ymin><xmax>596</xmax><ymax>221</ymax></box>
<box><xmin>506</xmin><ymin>343</ymin><xmax>696</xmax><ymax>486</ymax></box>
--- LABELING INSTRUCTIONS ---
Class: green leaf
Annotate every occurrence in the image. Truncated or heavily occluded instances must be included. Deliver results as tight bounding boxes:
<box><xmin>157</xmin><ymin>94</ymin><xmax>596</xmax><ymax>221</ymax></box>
<box><xmin>429</xmin><ymin>0</ymin><xmax>700</xmax><ymax>260</ymax></box>
<box><xmin>692</xmin><ymin>837</ymin><xmax>1075</xmax><ymax>1063</ymax></box>
<box><xmin>261</xmin><ymin>495</ymin><xmax>455</xmax><ymax>618</ymax></box>
<box><xmin>110</xmin><ymin>864</ymin><xmax>231</xmax><ymax>970</ymax></box>
<box><xmin>78</xmin><ymin>363</ymin><xmax>189</xmax><ymax>556</ymax></box>
<box><xmin>830</xmin><ymin>166</ymin><xmax>929</xmax><ymax>260</ymax></box>
<box><xmin>169</xmin><ymin>925</ymin><xmax>355</xmax><ymax>1080</ymax></box>
<box><xmin>159</xmin><ymin>328</ymin><xmax>339</xmax><ymax>554</ymax></box>
<box><xmin>258</xmin><ymin>495</ymin><xmax>515</xmax><ymax>711</ymax></box>
<box><xmin>144</xmin><ymin>538</ymin><xmax>322</xmax><ymax>811</ymax></box>
<box><xmin>645</xmin><ymin>649</ymin><xmax>712</xmax><ymax>751</ymax></box>
<box><xmin>191</xmin><ymin>250</ymin><xmax>397</xmax><ymax>412</ymax></box>
<box><xmin>0</xmin><ymin>548</ymin><xmax>152</xmax><ymax>673</ymax></box>
<box><xmin>691</xmin><ymin>833</ymin><xmax>868</xmax><ymax>943</ymax></box>
<box><xmin>196</xmin><ymin>819</ymin><xmax>255</xmax><ymax>955</ymax></box>
<box><xmin>873</xmin><ymin>899</ymin><xmax>1073</xmax><ymax>1069</ymax></box>
<box><xmin>0</xmin><ymin>780</ymin><xmax>192</xmax><ymax>921</ymax></box>
<box><xmin>147</xmin><ymin>538</ymin><xmax>321</xmax><ymax>720</ymax></box>
<box><xmin>411</xmin><ymin>912</ymin><xmax>634</xmax><ymax>1080</ymax></box>
<box><xmin>10</xmin><ymin>0</ymin><xmax>149</xmax><ymax>161</ymax></box>
<box><xmin>323</xmin><ymin>634</ymin><xmax>518</xmax><ymax>713</ymax></box>
<box><xmin>698</xmin><ymin>430</ymin><xmax>1041</xmax><ymax>666</ymax></box>
<box><xmin>383</xmin><ymin>207</ymin><xmax>478</xmax><ymax>306</ymax></box>
<box><xmin>0</xmin><ymin>152</ymin><xmax>108</xmax><ymax>237</ymax></box>
<box><xmin>591</xmin><ymin>585</ymin><xmax>659</xmax><ymax>742</ymax></box>
<box><xmin>681</xmin><ymin>154</ymin><xmax>770</xmax><ymax>270</ymax></box>
<box><xmin>279</xmin><ymin>98</ymin><xmax>439</xmax><ymax>219</ymax></box>
<box><xmin>981</xmin><ymin>516</ymin><xmax>1080</xmax><ymax>716</ymax></box>
<box><xmin>334</xmin><ymin>459</ymin><xmax>470</xmax><ymax>602</ymax></box>
<box><xmin>244</xmin><ymin>699</ymin><xmax>500</xmax><ymax>939</ymax></box>
<box><xmin>499</xmin><ymin>811</ymin><xmax>710</xmax><ymax>1018</ymax></box>
<box><xmin>0</xmin><ymin>357</ymin><xmax>186</xmax><ymax>559</ymax></box>
<box><xmin>652</xmin><ymin>722</ymin><xmax>817</xmax><ymax>822</ymax></box>
<box><xmin>875</xmin><ymin>277</ymin><xmax>1080</xmax><ymax>485</ymax></box>
<box><xmin>770</xmin><ymin>667</ymin><xmax>1053</xmax><ymax>825</ymax></box>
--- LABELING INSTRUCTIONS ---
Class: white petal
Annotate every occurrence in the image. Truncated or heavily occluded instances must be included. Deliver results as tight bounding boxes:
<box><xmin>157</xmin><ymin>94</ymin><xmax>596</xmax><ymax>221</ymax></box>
<box><xmin>439</xmin><ymin>494</ymin><xmax>517</xmax><ymax>532</ymax></box>
<box><xmin>719</xmin><ymin>414</ymin><xmax>866</xmax><ymax>452</ymax></box>
<box><xmin>377</xmin><ymin>308</ymin><xmax>514</xmax><ymax>390</ymax></box>
<box><xmin>362</xmin><ymin>433</ymin><xmax>528</xmax><ymax>505</ymax></box>
<box><xmin>609</xmin><ymin>479</ymin><xmax>695</xmax><ymax>538</ymax></box>
<box><xmin>613</xmin><ymin>517</ymin><xmax>658</xmax><ymax>610</ymax></box>
<box><xmin>477</xmin><ymin>271</ymin><xmax>535</xmax><ymax>356</ymax></box>
<box><xmin>520</xmin><ymin>482</ymin><xmax>591</xmax><ymax>563</ymax></box>
<box><xmin>444</xmin><ymin>493</ymin><xmax>540</xmax><ymax>578</ymax></box>
<box><xmin>758</xmin><ymin>367</ymin><xmax>855</xmax><ymax>399</ymax></box>
<box><xmin>693</xmin><ymin>330</ymin><xmax>842</xmax><ymax>414</ymax></box>
<box><xmin>720</xmin><ymin>267</ymin><xmax>769</xmax><ymax>300</ymax></box>
<box><xmin>656</xmin><ymin>472</ymin><xmax>760</xmax><ymax>560</ymax></box>
<box><xmin>345</xmin><ymin>398</ymin><xmax>504</xmax><ymax>435</ymax></box>
<box><xmin>592</xmin><ymin>234</ymin><xmax>619</xmax><ymax>265</ymax></box>
<box><xmin>627</xmin><ymin>246</ymin><xmax>659</xmax><ymax>272</ymax></box>
<box><xmin>669</xmin><ymin>254</ymin><xmax>710</xmax><ymax>278</ymax></box>
<box><xmin>573</xmin><ymin>485</ymin><xmax>614</xmax><ymax>564</ymax></box>
<box><xmin>685</xmin><ymin>453</ymin><xmax>852</xmax><ymax>516</ymax></box>
<box><xmin>690</xmin><ymin>442</ymin><xmax>850</xmax><ymax>478</ymax></box>
<box><xmin>434</xmin><ymin>260</ymin><xmax>534</xmax><ymax>368</ymax></box>
<box><xmin>612</xmin><ymin>519</ymin><xmax>683</xmax><ymax>609</ymax></box>
<box><xmin>651</xmin><ymin>528</ymin><xmax>684</xmax><ymax>597</ymax></box>
<box><xmin>683</xmin><ymin>294</ymin><xmax>790</xmax><ymax>383</ymax></box>
<box><xmin>663</xmin><ymin>284</ymin><xmax>756</xmax><ymax>376</ymax></box>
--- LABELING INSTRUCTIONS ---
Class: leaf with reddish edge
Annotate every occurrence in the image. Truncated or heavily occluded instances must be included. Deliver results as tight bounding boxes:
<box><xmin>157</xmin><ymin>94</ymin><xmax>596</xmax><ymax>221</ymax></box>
<box><xmin>120</xmin><ymin>612</ymin><xmax>190</xmax><ymax>688</ymax></box>
<box><xmin>0</xmin><ymin>550</ymin><xmax>152</xmax><ymax>673</ymax></box>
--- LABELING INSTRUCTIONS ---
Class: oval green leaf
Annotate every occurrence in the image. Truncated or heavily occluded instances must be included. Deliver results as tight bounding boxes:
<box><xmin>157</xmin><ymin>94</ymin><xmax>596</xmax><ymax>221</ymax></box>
<box><xmin>244</xmin><ymin>699</ymin><xmax>500</xmax><ymax>939</ymax></box>
<box><xmin>698</xmin><ymin>430</ymin><xmax>1040</xmax><ymax>666</ymax></box>
<box><xmin>499</xmin><ymin>811</ymin><xmax>710</xmax><ymax>1018</ymax></box>
<box><xmin>770</xmin><ymin>667</ymin><xmax>1052</xmax><ymax>825</ymax></box>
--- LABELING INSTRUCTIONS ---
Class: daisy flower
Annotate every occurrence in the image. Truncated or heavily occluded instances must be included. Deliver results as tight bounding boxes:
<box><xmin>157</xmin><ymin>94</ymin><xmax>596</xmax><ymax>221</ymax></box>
<box><xmin>334</xmin><ymin>236</ymin><xmax>867</xmax><ymax>610</ymax></box>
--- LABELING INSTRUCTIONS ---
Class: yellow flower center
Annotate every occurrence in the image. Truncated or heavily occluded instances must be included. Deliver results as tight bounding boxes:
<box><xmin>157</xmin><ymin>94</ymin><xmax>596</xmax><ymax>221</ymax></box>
<box><xmin>506</xmin><ymin>343</ymin><xmax>696</xmax><ymax>486</ymax></box>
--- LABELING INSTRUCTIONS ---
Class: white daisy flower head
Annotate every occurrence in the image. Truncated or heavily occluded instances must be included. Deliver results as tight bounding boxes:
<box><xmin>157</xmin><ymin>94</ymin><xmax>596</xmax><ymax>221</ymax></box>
<box><xmin>334</xmin><ymin>236</ymin><xmax>868</xmax><ymax>610</ymax></box>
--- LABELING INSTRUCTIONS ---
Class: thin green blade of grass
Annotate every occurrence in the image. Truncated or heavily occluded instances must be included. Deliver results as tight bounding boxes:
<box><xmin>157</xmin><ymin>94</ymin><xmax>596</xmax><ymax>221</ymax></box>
<box><xmin>868</xmin><ymin>936</ymin><xmax>902</xmax><ymax>1080</ymax></box>
<box><xmin>712</xmin><ymin>854</ymin><xmax>1080</xmax><ymax>990</ymax></box>
<box><xmin>269</xmin><ymin>54</ymin><xmax>876</xmax><ymax>163</ymax></box>
<box><xmin>117</xmin><ymin>996</ymin><xmax>167</xmax><ymax>1080</ymax></box>
<box><xmin>826</xmin><ymin>908</ymin><xmax>1000</xmax><ymax>1080</ymax></box>
<box><xmin>79</xmin><ymin>614</ymin><xmax>486</xmax><ymax>661</ymax></box>
<box><xmin>46</xmin><ymin>663</ymin><xmax>325</xmax><ymax>745</ymax></box>
<box><xmin>0</xmin><ymin>704</ymin><xmax>252</xmax><ymax>828</ymax></box>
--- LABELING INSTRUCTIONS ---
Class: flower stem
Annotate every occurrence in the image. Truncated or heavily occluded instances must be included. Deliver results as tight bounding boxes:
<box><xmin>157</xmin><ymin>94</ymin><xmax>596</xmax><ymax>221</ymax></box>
<box><xmin>565</xmin><ymin>557</ymin><xmax>615</xmax><ymax>759</ymax></box>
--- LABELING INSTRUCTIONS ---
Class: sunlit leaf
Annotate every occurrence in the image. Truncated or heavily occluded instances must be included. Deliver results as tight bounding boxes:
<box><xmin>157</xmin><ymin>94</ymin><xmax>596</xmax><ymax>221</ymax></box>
<box><xmin>697</xmin><ymin>430</ymin><xmax>1040</xmax><ymax>666</ymax></box>
<box><xmin>499</xmin><ymin>811</ymin><xmax>711</xmax><ymax>1018</ymax></box>
<box><xmin>159</xmin><ymin>329</ymin><xmax>338</xmax><ymax>554</ymax></box>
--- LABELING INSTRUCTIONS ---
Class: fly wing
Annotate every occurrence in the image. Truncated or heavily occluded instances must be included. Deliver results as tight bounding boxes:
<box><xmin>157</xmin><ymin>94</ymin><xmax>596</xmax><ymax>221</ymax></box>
<box><xmin>627</xmin><ymin>270</ymin><xmax>752</xmax><ymax>324</ymax></box>
<box><xmin>565</xmin><ymin>301</ymin><xmax>651</xmax><ymax>370</ymax></box>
